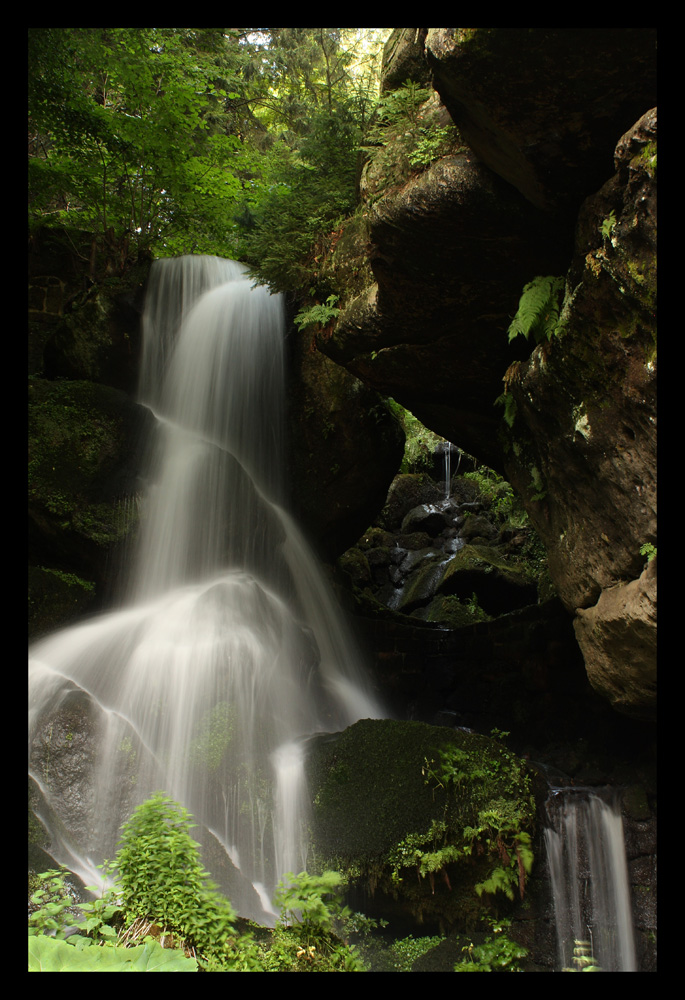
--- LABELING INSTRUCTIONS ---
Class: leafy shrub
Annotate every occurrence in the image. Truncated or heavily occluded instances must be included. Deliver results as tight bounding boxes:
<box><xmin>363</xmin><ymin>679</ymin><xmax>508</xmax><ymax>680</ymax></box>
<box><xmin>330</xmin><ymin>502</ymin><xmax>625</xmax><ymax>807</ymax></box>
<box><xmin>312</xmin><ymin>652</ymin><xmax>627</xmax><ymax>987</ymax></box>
<box><xmin>294</xmin><ymin>295</ymin><xmax>341</xmax><ymax>331</ymax></box>
<box><xmin>388</xmin><ymin>934</ymin><xmax>443</xmax><ymax>971</ymax></box>
<box><xmin>29</xmin><ymin>795</ymin><xmax>367</xmax><ymax>972</ymax></box>
<box><xmin>454</xmin><ymin>921</ymin><xmax>528</xmax><ymax>972</ymax></box>
<box><xmin>112</xmin><ymin>792</ymin><xmax>243</xmax><ymax>966</ymax></box>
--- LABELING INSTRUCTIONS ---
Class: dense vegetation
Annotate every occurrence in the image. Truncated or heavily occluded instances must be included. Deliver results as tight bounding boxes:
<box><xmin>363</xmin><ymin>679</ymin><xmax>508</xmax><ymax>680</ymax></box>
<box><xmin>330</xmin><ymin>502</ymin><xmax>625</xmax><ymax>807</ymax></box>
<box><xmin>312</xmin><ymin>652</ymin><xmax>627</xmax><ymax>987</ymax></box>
<box><xmin>29</xmin><ymin>791</ymin><xmax>529</xmax><ymax>972</ymax></box>
<box><xmin>29</xmin><ymin>28</ymin><xmax>389</xmax><ymax>293</ymax></box>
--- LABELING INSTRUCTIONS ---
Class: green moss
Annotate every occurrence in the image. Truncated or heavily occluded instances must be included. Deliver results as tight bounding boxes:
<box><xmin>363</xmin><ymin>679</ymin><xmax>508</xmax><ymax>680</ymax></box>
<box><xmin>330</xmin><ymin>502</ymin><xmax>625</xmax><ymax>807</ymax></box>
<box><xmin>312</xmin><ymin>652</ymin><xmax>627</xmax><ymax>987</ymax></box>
<box><xmin>307</xmin><ymin>720</ymin><xmax>536</xmax><ymax>928</ymax></box>
<box><xmin>28</xmin><ymin>378</ymin><xmax>141</xmax><ymax>549</ymax></box>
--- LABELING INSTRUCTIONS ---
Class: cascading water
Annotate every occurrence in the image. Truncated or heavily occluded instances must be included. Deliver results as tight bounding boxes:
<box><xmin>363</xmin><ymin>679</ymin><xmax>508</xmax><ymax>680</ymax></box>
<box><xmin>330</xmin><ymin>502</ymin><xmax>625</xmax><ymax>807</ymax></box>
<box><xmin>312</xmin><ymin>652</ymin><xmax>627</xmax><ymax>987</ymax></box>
<box><xmin>29</xmin><ymin>256</ymin><xmax>382</xmax><ymax>920</ymax></box>
<box><xmin>544</xmin><ymin>788</ymin><xmax>637</xmax><ymax>971</ymax></box>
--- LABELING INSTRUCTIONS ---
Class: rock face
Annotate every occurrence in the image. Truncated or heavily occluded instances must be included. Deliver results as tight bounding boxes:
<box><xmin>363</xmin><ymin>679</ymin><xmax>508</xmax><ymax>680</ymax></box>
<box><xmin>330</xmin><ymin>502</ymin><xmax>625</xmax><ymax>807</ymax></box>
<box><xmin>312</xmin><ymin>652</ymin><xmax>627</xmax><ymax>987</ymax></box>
<box><xmin>573</xmin><ymin>557</ymin><xmax>656</xmax><ymax>719</ymax></box>
<box><xmin>316</xmin><ymin>29</ymin><xmax>656</xmax><ymax>719</ymax></box>
<box><xmin>285</xmin><ymin>330</ymin><xmax>404</xmax><ymax>559</ymax></box>
<box><xmin>501</xmin><ymin>109</ymin><xmax>657</xmax><ymax>719</ymax></box>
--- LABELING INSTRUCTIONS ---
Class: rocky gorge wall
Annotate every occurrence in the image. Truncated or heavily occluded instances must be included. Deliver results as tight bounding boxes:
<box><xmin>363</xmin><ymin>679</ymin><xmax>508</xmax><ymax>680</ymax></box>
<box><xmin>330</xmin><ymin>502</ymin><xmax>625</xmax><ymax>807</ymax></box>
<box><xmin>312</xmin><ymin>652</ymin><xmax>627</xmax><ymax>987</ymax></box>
<box><xmin>315</xmin><ymin>28</ymin><xmax>657</xmax><ymax>724</ymax></box>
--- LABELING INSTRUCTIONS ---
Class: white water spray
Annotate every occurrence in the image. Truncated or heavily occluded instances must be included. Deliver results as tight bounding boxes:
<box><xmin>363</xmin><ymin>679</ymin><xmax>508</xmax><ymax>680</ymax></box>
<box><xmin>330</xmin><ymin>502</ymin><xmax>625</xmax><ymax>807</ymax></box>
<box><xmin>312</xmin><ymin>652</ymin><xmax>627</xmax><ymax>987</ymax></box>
<box><xmin>29</xmin><ymin>256</ymin><xmax>382</xmax><ymax>918</ymax></box>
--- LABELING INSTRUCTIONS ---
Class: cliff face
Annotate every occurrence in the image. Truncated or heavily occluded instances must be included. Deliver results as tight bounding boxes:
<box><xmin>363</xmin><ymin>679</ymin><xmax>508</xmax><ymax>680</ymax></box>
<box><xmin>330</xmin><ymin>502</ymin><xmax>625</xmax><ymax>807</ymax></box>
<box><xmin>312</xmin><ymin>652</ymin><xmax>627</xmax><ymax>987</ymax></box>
<box><xmin>316</xmin><ymin>28</ymin><xmax>657</xmax><ymax>719</ymax></box>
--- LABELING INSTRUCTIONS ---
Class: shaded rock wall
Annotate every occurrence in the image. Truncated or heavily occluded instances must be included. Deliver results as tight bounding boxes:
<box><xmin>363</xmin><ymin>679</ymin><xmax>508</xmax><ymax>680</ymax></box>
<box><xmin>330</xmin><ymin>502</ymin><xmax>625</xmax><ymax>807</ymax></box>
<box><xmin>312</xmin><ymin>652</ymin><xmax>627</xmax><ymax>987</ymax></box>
<box><xmin>285</xmin><ymin>325</ymin><xmax>404</xmax><ymax>560</ymax></box>
<box><xmin>315</xmin><ymin>29</ymin><xmax>656</xmax><ymax>719</ymax></box>
<box><xmin>501</xmin><ymin>109</ymin><xmax>657</xmax><ymax>719</ymax></box>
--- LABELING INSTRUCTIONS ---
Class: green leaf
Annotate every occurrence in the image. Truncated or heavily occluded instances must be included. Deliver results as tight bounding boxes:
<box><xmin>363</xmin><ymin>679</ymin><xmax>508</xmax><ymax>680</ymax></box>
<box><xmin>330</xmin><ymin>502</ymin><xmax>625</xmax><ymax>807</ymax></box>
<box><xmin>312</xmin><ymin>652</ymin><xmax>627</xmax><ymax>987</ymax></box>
<box><xmin>28</xmin><ymin>935</ymin><xmax>198</xmax><ymax>972</ymax></box>
<box><xmin>507</xmin><ymin>276</ymin><xmax>565</xmax><ymax>345</ymax></box>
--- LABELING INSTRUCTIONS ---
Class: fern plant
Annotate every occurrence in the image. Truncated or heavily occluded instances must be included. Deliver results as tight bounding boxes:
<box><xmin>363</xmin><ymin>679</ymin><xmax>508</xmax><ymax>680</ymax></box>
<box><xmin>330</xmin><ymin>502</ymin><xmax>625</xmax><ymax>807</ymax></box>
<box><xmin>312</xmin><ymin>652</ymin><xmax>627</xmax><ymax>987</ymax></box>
<box><xmin>507</xmin><ymin>276</ymin><xmax>565</xmax><ymax>345</ymax></box>
<box><xmin>294</xmin><ymin>295</ymin><xmax>340</xmax><ymax>331</ymax></box>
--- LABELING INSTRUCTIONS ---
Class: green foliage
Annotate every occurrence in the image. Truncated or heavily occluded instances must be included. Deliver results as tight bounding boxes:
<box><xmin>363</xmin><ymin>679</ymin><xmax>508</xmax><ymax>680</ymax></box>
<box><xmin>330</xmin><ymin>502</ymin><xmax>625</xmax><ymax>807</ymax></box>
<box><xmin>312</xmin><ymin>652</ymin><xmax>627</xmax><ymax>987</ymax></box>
<box><xmin>29</xmin><ymin>934</ymin><xmax>198</xmax><ymax>972</ymax></box>
<box><xmin>29</xmin><ymin>795</ymin><xmax>368</xmax><ymax>972</ymax></box>
<box><xmin>600</xmin><ymin>210</ymin><xmax>617</xmax><ymax>240</ymax></box>
<box><xmin>387</xmin><ymin>934</ymin><xmax>444</xmax><ymax>971</ymax></box>
<box><xmin>29</xmin><ymin>28</ymin><xmax>250</xmax><ymax>266</ymax></box>
<box><xmin>507</xmin><ymin>275</ymin><xmax>565</xmax><ymax>345</ymax></box>
<box><xmin>419</xmin><ymin>745</ymin><xmax>535</xmax><ymax>903</ymax></box>
<box><xmin>640</xmin><ymin>542</ymin><xmax>657</xmax><ymax>563</ymax></box>
<box><xmin>294</xmin><ymin>295</ymin><xmax>341</xmax><ymax>331</ymax></box>
<box><xmin>364</xmin><ymin>80</ymin><xmax>461</xmax><ymax>174</ymax></box>
<box><xmin>29</xmin><ymin>869</ymin><xmax>80</xmax><ymax>938</ymax></box>
<box><xmin>255</xmin><ymin>870</ymin><xmax>365</xmax><ymax>972</ymax></box>
<box><xmin>275</xmin><ymin>870</ymin><xmax>349</xmax><ymax>936</ymax></box>
<box><xmin>462</xmin><ymin>468</ymin><xmax>529</xmax><ymax>530</ymax></box>
<box><xmin>238</xmin><ymin>106</ymin><xmax>362</xmax><ymax>294</ymax></box>
<box><xmin>454</xmin><ymin>921</ymin><xmax>528</xmax><ymax>972</ymax></box>
<box><xmin>112</xmin><ymin>792</ymin><xmax>239</xmax><ymax>965</ymax></box>
<box><xmin>494</xmin><ymin>391</ymin><xmax>518</xmax><ymax>429</ymax></box>
<box><xmin>408</xmin><ymin>123</ymin><xmax>457</xmax><ymax>168</ymax></box>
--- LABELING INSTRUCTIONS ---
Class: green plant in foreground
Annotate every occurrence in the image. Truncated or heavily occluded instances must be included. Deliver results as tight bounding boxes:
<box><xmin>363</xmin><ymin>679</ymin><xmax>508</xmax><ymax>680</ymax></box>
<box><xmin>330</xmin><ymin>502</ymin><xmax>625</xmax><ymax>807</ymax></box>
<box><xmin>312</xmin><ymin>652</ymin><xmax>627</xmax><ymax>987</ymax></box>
<box><xmin>29</xmin><ymin>935</ymin><xmax>198</xmax><ymax>972</ymax></box>
<box><xmin>112</xmin><ymin>792</ymin><xmax>243</xmax><ymax>966</ymax></box>
<box><xmin>29</xmin><ymin>795</ymin><xmax>366</xmax><ymax>972</ymax></box>
<box><xmin>29</xmin><ymin>869</ymin><xmax>80</xmax><ymax>938</ymax></box>
<box><xmin>454</xmin><ymin>920</ymin><xmax>528</xmax><ymax>972</ymax></box>
<box><xmin>267</xmin><ymin>870</ymin><xmax>365</xmax><ymax>971</ymax></box>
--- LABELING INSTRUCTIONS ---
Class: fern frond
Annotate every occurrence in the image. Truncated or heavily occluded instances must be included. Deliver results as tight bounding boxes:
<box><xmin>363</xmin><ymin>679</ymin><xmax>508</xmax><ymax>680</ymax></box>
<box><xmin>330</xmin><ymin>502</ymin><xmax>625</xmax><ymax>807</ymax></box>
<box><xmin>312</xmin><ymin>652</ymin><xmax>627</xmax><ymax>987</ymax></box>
<box><xmin>507</xmin><ymin>276</ymin><xmax>565</xmax><ymax>344</ymax></box>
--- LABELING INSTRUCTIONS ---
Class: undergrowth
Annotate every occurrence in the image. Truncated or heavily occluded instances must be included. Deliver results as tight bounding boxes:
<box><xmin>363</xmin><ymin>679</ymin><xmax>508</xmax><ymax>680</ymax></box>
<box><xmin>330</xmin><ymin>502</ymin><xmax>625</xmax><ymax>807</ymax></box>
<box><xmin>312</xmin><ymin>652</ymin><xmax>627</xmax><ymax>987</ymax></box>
<box><xmin>28</xmin><ymin>792</ymin><xmax>366</xmax><ymax>973</ymax></box>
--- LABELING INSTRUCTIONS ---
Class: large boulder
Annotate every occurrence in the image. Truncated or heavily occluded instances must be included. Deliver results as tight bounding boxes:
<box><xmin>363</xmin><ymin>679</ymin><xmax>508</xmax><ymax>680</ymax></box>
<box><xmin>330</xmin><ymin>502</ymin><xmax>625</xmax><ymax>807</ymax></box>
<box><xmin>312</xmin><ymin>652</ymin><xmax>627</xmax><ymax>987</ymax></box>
<box><xmin>573</xmin><ymin>557</ymin><xmax>656</xmax><ymax>720</ymax></box>
<box><xmin>305</xmin><ymin>718</ymin><xmax>538</xmax><ymax>929</ymax></box>
<box><xmin>425</xmin><ymin>28</ymin><xmax>656</xmax><ymax>220</ymax></box>
<box><xmin>316</xmin><ymin>28</ymin><xmax>656</xmax><ymax>473</ymax></box>
<box><xmin>318</xmin><ymin>150</ymin><xmax>567</xmax><ymax>469</ymax></box>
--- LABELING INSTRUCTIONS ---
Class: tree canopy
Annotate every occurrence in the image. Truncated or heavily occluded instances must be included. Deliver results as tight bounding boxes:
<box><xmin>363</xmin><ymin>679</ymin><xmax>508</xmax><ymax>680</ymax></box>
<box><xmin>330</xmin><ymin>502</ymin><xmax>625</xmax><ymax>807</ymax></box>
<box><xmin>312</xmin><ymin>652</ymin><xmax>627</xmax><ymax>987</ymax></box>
<box><xmin>28</xmin><ymin>28</ymin><xmax>390</xmax><ymax>286</ymax></box>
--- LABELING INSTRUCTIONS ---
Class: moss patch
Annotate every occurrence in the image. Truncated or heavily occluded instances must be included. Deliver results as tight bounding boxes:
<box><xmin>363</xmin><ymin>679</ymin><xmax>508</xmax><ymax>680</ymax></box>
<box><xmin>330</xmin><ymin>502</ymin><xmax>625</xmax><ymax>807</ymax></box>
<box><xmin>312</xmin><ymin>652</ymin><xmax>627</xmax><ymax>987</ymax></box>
<box><xmin>306</xmin><ymin>719</ymin><xmax>536</xmax><ymax>928</ymax></box>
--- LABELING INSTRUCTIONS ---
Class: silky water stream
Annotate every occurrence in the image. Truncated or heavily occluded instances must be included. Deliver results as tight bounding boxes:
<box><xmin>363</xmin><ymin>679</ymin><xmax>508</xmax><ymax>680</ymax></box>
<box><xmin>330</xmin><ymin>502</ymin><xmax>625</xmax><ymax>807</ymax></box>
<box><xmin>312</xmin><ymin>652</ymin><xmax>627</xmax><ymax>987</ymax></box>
<box><xmin>29</xmin><ymin>256</ymin><xmax>381</xmax><ymax>920</ymax></box>
<box><xmin>544</xmin><ymin>788</ymin><xmax>637</xmax><ymax>971</ymax></box>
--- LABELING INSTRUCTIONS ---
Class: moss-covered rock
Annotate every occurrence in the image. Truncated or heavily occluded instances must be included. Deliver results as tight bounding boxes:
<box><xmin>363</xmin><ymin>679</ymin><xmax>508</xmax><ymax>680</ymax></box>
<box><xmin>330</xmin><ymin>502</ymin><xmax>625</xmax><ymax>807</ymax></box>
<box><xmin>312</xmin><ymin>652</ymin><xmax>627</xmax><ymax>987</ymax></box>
<box><xmin>28</xmin><ymin>566</ymin><xmax>97</xmax><ymax>641</ymax></box>
<box><xmin>28</xmin><ymin>378</ymin><xmax>153</xmax><ymax>597</ymax></box>
<box><xmin>306</xmin><ymin>719</ymin><xmax>537</xmax><ymax>929</ymax></box>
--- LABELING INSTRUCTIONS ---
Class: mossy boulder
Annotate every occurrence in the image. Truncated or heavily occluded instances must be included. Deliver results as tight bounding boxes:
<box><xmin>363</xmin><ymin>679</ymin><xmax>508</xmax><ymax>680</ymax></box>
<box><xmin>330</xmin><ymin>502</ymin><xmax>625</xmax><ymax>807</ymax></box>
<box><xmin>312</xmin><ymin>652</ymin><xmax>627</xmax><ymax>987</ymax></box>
<box><xmin>28</xmin><ymin>378</ymin><xmax>154</xmax><ymax>599</ymax></box>
<box><xmin>28</xmin><ymin>566</ymin><xmax>97</xmax><ymax>641</ymax></box>
<box><xmin>395</xmin><ymin>543</ymin><xmax>537</xmax><ymax>617</ymax></box>
<box><xmin>305</xmin><ymin>718</ymin><xmax>537</xmax><ymax>929</ymax></box>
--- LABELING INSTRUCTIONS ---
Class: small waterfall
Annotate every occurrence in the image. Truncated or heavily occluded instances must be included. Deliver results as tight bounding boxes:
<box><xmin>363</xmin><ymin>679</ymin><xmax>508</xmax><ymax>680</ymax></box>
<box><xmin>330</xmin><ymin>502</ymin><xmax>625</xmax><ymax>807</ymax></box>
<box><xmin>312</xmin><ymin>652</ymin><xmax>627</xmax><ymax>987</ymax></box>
<box><xmin>29</xmin><ymin>255</ymin><xmax>382</xmax><ymax>918</ymax></box>
<box><xmin>544</xmin><ymin>788</ymin><xmax>637</xmax><ymax>971</ymax></box>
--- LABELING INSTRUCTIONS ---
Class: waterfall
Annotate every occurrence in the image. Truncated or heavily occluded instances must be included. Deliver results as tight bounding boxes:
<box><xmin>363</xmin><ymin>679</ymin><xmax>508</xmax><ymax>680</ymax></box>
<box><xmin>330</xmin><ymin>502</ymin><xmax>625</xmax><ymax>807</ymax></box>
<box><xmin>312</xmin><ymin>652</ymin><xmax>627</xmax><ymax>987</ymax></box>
<box><xmin>544</xmin><ymin>788</ymin><xmax>637</xmax><ymax>971</ymax></box>
<box><xmin>29</xmin><ymin>255</ymin><xmax>382</xmax><ymax>919</ymax></box>
<box><xmin>443</xmin><ymin>441</ymin><xmax>451</xmax><ymax>500</ymax></box>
